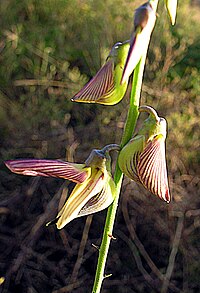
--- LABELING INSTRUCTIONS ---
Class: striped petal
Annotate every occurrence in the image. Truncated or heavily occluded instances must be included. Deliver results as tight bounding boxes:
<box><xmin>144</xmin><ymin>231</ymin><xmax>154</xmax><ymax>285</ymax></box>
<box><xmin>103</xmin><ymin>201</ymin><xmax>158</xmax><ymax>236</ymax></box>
<box><xmin>72</xmin><ymin>60</ymin><xmax>115</xmax><ymax>104</ymax></box>
<box><xmin>5</xmin><ymin>159</ymin><xmax>89</xmax><ymax>184</ymax></box>
<box><xmin>121</xmin><ymin>32</ymin><xmax>143</xmax><ymax>84</ymax></box>
<box><xmin>54</xmin><ymin>168</ymin><xmax>106</xmax><ymax>229</ymax></box>
<box><xmin>137</xmin><ymin>135</ymin><xmax>170</xmax><ymax>202</ymax></box>
<box><xmin>121</xmin><ymin>3</ymin><xmax>156</xmax><ymax>84</ymax></box>
<box><xmin>78</xmin><ymin>173</ymin><xmax>115</xmax><ymax>217</ymax></box>
<box><xmin>118</xmin><ymin>135</ymin><xmax>145</xmax><ymax>182</ymax></box>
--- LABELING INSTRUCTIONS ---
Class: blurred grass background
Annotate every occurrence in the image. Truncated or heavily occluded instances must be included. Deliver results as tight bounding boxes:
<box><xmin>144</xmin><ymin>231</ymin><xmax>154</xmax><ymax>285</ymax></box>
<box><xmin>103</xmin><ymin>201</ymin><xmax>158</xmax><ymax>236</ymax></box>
<box><xmin>0</xmin><ymin>0</ymin><xmax>200</xmax><ymax>292</ymax></box>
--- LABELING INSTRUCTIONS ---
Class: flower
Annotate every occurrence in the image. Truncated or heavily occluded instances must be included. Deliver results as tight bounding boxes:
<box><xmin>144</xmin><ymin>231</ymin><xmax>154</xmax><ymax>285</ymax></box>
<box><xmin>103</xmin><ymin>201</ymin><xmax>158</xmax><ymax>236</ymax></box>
<box><xmin>5</xmin><ymin>144</ymin><xmax>120</xmax><ymax>229</ymax></box>
<box><xmin>121</xmin><ymin>2</ymin><xmax>156</xmax><ymax>84</ymax></box>
<box><xmin>118</xmin><ymin>106</ymin><xmax>170</xmax><ymax>202</ymax></box>
<box><xmin>71</xmin><ymin>41</ymin><xmax>130</xmax><ymax>105</ymax></box>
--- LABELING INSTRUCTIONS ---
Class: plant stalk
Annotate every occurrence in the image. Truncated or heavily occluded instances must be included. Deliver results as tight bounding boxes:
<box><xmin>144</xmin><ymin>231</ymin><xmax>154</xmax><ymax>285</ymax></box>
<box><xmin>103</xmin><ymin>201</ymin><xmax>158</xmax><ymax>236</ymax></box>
<box><xmin>92</xmin><ymin>55</ymin><xmax>146</xmax><ymax>293</ymax></box>
<box><xmin>92</xmin><ymin>1</ymin><xmax>158</xmax><ymax>292</ymax></box>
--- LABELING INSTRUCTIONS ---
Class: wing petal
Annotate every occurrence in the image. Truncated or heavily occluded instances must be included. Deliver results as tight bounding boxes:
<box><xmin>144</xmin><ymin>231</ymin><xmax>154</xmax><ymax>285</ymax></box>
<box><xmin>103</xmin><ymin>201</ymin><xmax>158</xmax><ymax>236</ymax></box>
<box><xmin>72</xmin><ymin>60</ymin><xmax>115</xmax><ymax>104</ymax></box>
<box><xmin>5</xmin><ymin>159</ymin><xmax>89</xmax><ymax>183</ymax></box>
<box><xmin>78</xmin><ymin>173</ymin><xmax>115</xmax><ymax>217</ymax></box>
<box><xmin>118</xmin><ymin>135</ymin><xmax>145</xmax><ymax>182</ymax></box>
<box><xmin>55</xmin><ymin>169</ymin><xmax>105</xmax><ymax>228</ymax></box>
<box><xmin>137</xmin><ymin>136</ymin><xmax>170</xmax><ymax>202</ymax></box>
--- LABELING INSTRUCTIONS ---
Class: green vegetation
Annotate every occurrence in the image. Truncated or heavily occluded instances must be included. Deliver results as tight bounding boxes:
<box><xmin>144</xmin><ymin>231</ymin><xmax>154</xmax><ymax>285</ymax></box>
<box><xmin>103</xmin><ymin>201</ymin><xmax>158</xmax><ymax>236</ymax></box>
<box><xmin>0</xmin><ymin>0</ymin><xmax>200</xmax><ymax>292</ymax></box>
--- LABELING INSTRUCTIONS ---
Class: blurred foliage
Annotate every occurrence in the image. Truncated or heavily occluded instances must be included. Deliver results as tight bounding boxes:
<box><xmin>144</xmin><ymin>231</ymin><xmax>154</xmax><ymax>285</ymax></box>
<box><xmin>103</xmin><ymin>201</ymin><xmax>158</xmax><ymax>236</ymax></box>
<box><xmin>0</xmin><ymin>0</ymin><xmax>200</xmax><ymax>292</ymax></box>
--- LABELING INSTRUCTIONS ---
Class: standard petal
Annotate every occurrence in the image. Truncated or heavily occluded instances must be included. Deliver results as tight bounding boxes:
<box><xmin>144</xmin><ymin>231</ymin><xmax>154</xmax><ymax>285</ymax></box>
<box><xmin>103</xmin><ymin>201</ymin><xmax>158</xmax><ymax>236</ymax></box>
<box><xmin>55</xmin><ymin>168</ymin><xmax>105</xmax><ymax>229</ymax></box>
<box><xmin>118</xmin><ymin>135</ymin><xmax>145</xmax><ymax>182</ymax></box>
<box><xmin>121</xmin><ymin>32</ymin><xmax>143</xmax><ymax>84</ymax></box>
<box><xmin>72</xmin><ymin>60</ymin><xmax>115</xmax><ymax>104</ymax></box>
<box><xmin>5</xmin><ymin>159</ymin><xmax>90</xmax><ymax>183</ymax></box>
<box><xmin>137</xmin><ymin>135</ymin><xmax>170</xmax><ymax>202</ymax></box>
<box><xmin>121</xmin><ymin>3</ymin><xmax>156</xmax><ymax>84</ymax></box>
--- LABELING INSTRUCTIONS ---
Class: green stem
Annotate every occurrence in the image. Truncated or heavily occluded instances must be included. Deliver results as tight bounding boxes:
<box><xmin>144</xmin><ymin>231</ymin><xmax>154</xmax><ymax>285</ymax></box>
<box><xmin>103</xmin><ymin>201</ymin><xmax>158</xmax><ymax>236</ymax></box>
<box><xmin>92</xmin><ymin>1</ymin><xmax>159</xmax><ymax>291</ymax></box>
<box><xmin>121</xmin><ymin>54</ymin><xmax>146</xmax><ymax>148</ymax></box>
<box><xmin>92</xmin><ymin>55</ymin><xmax>146</xmax><ymax>293</ymax></box>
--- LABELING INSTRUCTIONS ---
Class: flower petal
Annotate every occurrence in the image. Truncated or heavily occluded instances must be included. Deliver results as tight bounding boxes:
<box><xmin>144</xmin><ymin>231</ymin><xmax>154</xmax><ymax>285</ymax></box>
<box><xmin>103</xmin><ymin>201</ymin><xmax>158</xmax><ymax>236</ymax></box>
<box><xmin>121</xmin><ymin>32</ymin><xmax>143</xmax><ymax>84</ymax></box>
<box><xmin>137</xmin><ymin>135</ymin><xmax>170</xmax><ymax>202</ymax></box>
<box><xmin>165</xmin><ymin>0</ymin><xmax>177</xmax><ymax>25</ymax></box>
<box><xmin>78</xmin><ymin>173</ymin><xmax>115</xmax><ymax>217</ymax></box>
<box><xmin>118</xmin><ymin>135</ymin><xmax>145</xmax><ymax>182</ymax></box>
<box><xmin>121</xmin><ymin>3</ymin><xmax>156</xmax><ymax>84</ymax></box>
<box><xmin>54</xmin><ymin>168</ymin><xmax>105</xmax><ymax>229</ymax></box>
<box><xmin>72</xmin><ymin>60</ymin><xmax>115</xmax><ymax>104</ymax></box>
<box><xmin>5</xmin><ymin>159</ymin><xmax>89</xmax><ymax>183</ymax></box>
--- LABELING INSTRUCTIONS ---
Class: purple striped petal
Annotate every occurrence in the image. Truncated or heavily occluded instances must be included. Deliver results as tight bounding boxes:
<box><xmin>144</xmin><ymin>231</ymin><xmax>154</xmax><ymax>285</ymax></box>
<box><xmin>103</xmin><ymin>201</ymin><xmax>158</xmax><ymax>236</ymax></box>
<box><xmin>137</xmin><ymin>136</ymin><xmax>170</xmax><ymax>202</ymax></box>
<box><xmin>72</xmin><ymin>60</ymin><xmax>115</xmax><ymax>104</ymax></box>
<box><xmin>121</xmin><ymin>34</ymin><xmax>140</xmax><ymax>84</ymax></box>
<box><xmin>121</xmin><ymin>3</ymin><xmax>156</xmax><ymax>84</ymax></box>
<box><xmin>55</xmin><ymin>169</ymin><xmax>105</xmax><ymax>228</ymax></box>
<box><xmin>5</xmin><ymin>159</ymin><xmax>89</xmax><ymax>183</ymax></box>
<box><xmin>78</xmin><ymin>176</ymin><xmax>114</xmax><ymax>218</ymax></box>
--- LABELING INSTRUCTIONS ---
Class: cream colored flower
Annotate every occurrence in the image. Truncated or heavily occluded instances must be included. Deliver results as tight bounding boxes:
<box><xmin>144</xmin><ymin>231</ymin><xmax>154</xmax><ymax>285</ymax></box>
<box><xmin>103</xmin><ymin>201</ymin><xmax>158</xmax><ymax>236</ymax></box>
<box><xmin>5</xmin><ymin>145</ymin><xmax>119</xmax><ymax>229</ymax></box>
